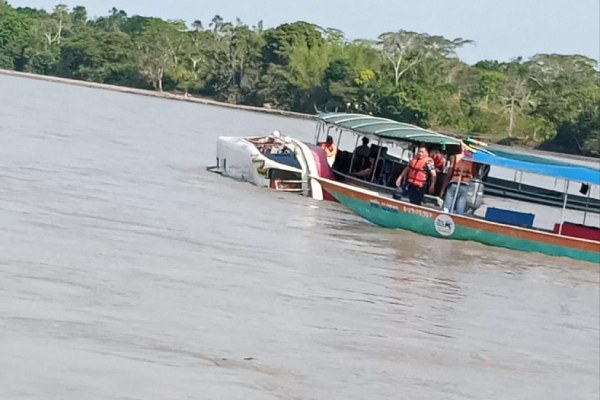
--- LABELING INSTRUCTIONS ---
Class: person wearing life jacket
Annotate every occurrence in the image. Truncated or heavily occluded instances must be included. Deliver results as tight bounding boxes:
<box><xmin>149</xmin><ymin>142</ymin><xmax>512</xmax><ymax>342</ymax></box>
<box><xmin>320</xmin><ymin>135</ymin><xmax>338</xmax><ymax>166</ymax></box>
<box><xmin>430</xmin><ymin>149</ymin><xmax>446</xmax><ymax>173</ymax></box>
<box><xmin>393</xmin><ymin>144</ymin><xmax>436</xmax><ymax>205</ymax></box>
<box><xmin>428</xmin><ymin>149</ymin><xmax>447</xmax><ymax>196</ymax></box>
<box><xmin>441</xmin><ymin>147</ymin><xmax>479</xmax><ymax>214</ymax></box>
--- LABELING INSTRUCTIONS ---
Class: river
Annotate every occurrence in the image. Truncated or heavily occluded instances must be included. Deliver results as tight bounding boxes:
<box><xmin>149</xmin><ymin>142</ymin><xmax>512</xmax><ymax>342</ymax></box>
<box><xmin>0</xmin><ymin>74</ymin><xmax>598</xmax><ymax>400</ymax></box>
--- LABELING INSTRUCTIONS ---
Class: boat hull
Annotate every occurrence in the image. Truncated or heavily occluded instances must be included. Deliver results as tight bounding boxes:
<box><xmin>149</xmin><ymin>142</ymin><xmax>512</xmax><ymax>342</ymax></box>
<box><xmin>317</xmin><ymin>177</ymin><xmax>600</xmax><ymax>264</ymax></box>
<box><xmin>215</xmin><ymin>136</ymin><xmax>333</xmax><ymax>200</ymax></box>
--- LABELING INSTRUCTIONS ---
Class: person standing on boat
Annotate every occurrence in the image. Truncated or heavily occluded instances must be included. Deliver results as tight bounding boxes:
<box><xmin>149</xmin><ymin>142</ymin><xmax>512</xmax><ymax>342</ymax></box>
<box><xmin>393</xmin><ymin>145</ymin><xmax>436</xmax><ymax>205</ymax></box>
<box><xmin>355</xmin><ymin>137</ymin><xmax>371</xmax><ymax>158</ymax></box>
<box><xmin>430</xmin><ymin>149</ymin><xmax>446</xmax><ymax>174</ymax></box>
<box><xmin>352</xmin><ymin>137</ymin><xmax>371</xmax><ymax>172</ymax></box>
<box><xmin>441</xmin><ymin>151</ymin><xmax>479</xmax><ymax>214</ymax></box>
<box><xmin>321</xmin><ymin>135</ymin><xmax>338</xmax><ymax>166</ymax></box>
<box><xmin>429</xmin><ymin>149</ymin><xmax>447</xmax><ymax>196</ymax></box>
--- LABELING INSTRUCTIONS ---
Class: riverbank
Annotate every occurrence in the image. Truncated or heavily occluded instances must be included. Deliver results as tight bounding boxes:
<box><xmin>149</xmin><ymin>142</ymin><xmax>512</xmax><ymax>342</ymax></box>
<box><xmin>2</xmin><ymin>68</ymin><xmax>598</xmax><ymax>164</ymax></box>
<box><xmin>0</xmin><ymin>69</ymin><xmax>316</xmax><ymax>121</ymax></box>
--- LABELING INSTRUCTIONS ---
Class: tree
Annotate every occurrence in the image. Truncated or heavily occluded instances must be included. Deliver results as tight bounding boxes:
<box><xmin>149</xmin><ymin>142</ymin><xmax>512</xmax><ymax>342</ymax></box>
<box><xmin>528</xmin><ymin>54</ymin><xmax>598</xmax><ymax>127</ymax></box>
<box><xmin>204</xmin><ymin>16</ymin><xmax>264</xmax><ymax>102</ymax></box>
<box><xmin>499</xmin><ymin>61</ymin><xmax>532</xmax><ymax>138</ymax></box>
<box><xmin>262</xmin><ymin>21</ymin><xmax>324</xmax><ymax>65</ymax></box>
<box><xmin>0</xmin><ymin>2</ymin><xmax>32</xmax><ymax>69</ymax></box>
<box><xmin>56</xmin><ymin>31</ymin><xmax>135</xmax><ymax>82</ymax></box>
<box><xmin>137</xmin><ymin>20</ymin><xmax>185</xmax><ymax>91</ymax></box>
<box><xmin>547</xmin><ymin>102</ymin><xmax>600</xmax><ymax>156</ymax></box>
<box><xmin>71</xmin><ymin>6</ymin><xmax>87</xmax><ymax>26</ymax></box>
<box><xmin>377</xmin><ymin>30</ymin><xmax>473</xmax><ymax>86</ymax></box>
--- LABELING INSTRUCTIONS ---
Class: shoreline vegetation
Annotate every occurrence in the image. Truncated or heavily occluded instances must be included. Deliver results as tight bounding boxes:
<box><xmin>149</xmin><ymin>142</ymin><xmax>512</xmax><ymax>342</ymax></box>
<box><xmin>0</xmin><ymin>68</ymin><xmax>314</xmax><ymax>119</ymax></box>
<box><xmin>1</xmin><ymin>2</ymin><xmax>598</xmax><ymax>158</ymax></box>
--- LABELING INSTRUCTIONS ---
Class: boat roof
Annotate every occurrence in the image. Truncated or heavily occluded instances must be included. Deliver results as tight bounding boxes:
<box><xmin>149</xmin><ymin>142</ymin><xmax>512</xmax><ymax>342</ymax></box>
<box><xmin>318</xmin><ymin>112</ymin><xmax>462</xmax><ymax>148</ymax></box>
<box><xmin>466</xmin><ymin>147</ymin><xmax>600</xmax><ymax>185</ymax></box>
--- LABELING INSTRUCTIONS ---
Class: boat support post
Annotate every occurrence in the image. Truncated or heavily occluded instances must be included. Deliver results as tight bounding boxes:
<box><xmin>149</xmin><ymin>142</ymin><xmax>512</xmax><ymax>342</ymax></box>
<box><xmin>558</xmin><ymin>180</ymin><xmax>570</xmax><ymax>235</ymax></box>
<box><xmin>518</xmin><ymin>171</ymin><xmax>523</xmax><ymax>190</ymax></box>
<box><xmin>314</xmin><ymin>121</ymin><xmax>321</xmax><ymax>144</ymax></box>
<box><xmin>582</xmin><ymin>183</ymin><xmax>591</xmax><ymax>225</ymax></box>
<box><xmin>370</xmin><ymin>138</ymin><xmax>383</xmax><ymax>182</ymax></box>
<box><xmin>449</xmin><ymin>159</ymin><xmax>465</xmax><ymax>213</ymax></box>
<box><xmin>348</xmin><ymin>135</ymin><xmax>360</xmax><ymax>174</ymax></box>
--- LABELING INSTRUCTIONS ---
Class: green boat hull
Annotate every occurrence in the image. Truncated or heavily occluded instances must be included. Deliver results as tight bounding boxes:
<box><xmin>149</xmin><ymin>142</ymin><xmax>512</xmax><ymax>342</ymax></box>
<box><xmin>330</xmin><ymin>188</ymin><xmax>599</xmax><ymax>264</ymax></box>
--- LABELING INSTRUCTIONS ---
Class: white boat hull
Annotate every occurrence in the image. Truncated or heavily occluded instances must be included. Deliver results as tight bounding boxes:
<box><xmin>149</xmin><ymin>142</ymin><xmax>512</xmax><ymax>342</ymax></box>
<box><xmin>215</xmin><ymin>135</ymin><xmax>330</xmax><ymax>200</ymax></box>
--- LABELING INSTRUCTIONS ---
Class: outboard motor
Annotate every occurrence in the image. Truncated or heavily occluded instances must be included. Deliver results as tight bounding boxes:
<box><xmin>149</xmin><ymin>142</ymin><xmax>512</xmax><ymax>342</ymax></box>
<box><xmin>466</xmin><ymin>179</ymin><xmax>485</xmax><ymax>212</ymax></box>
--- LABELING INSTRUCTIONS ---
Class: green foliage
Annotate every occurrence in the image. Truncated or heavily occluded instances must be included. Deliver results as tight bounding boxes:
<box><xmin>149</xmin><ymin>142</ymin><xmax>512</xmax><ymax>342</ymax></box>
<box><xmin>286</xmin><ymin>41</ymin><xmax>332</xmax><ymax>89</ymax></box>
<box><xmin>26</xmin><ymin>50</ymin><xmax>57</xmax><ymax>74</ymax></box>
<box><xmin>541</xmin><ymin>99</ymin><xmax>600</xmax><ymax>156</ymax></box>
<box><xmin>0</xmin><ymin>3</ymin><xmax>32</xmax><ymax>69</ymax></box>
<box><xmin>262</xmin><ymin>21</ymin><xmax>324</xmax><ymax>65</ymax></box>
<box><xmin>1</xmin><ymin>2</ymin><xmax>598</xmax><ymax>157</ymax></box>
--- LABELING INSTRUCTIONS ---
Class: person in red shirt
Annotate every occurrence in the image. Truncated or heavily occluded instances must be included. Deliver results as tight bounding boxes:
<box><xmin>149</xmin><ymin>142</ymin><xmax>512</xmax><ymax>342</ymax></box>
<box><xmin>430</xmin><ymin>149</ymin><xmax>446</xmax><ymax>173</ymax></box>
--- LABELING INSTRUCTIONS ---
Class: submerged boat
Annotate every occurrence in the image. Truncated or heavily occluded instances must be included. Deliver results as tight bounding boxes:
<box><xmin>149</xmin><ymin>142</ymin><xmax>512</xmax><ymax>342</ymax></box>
<box><xmin>313</xmin><ymin>112</ymin><xmax>600</xmax><ymax>263</ymax></box>
<box><xmin>210</xmin><ymin>131</ymin><xmax>334</xmax><ymax>200</ymax></box>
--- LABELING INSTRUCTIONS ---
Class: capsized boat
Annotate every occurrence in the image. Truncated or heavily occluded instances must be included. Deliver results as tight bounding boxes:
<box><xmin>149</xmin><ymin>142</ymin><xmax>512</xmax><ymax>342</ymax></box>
<box><xmin>210</xmin><ymin>131</ymin><xmax>334</xmax><ymax>200</ymax></box>
<box><xmin>313</xmin><ymin>125</ymin><xmax>600</xmax><ymax>263</ymax></box>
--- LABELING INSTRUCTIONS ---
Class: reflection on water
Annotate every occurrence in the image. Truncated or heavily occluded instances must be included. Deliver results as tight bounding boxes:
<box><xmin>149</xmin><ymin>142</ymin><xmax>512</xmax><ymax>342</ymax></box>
<box><xmin>0</xmin><ymin>74</ymin><xmax>598</xmax><ymax>400</ymax></box>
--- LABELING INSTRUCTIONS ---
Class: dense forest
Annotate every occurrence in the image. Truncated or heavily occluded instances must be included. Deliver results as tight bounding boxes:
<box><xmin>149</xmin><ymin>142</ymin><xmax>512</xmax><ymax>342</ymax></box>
<box><xmin>1</xmin><ymin>2</ymin><xmax>599</xmax><ymax>156</ymax></box>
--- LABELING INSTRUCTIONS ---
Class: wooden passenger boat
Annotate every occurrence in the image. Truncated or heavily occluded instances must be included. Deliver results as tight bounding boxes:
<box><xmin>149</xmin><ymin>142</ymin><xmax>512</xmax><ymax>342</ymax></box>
<box><xmin>313</xmin><ymin>113</ymin><xmax>599</xmax><ymax>263</ymax></box>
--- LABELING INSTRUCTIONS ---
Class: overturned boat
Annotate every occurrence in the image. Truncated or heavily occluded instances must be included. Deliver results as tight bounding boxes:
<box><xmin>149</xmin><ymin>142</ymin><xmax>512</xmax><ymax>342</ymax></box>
<box><xmin>210</xmin><ymin>131</ymin><xmax>334</xmax><ymax>200</ymax></box>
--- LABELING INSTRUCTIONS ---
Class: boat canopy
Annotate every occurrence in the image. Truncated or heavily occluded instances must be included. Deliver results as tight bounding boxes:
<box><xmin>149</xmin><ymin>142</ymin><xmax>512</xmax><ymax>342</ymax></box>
<box><xmin>318</xmin><ymin>112</ymin><xmax>462</xmax><ymax>148</ymax></box>
<box><xmin>466</xmin><ymin>147</ymin><xmax>600</xmax><ymax>185</ymax></box>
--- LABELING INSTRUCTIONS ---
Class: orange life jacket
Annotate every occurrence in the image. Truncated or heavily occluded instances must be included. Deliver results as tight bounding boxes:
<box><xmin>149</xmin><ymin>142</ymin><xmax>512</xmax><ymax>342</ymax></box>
<box><xmin>450</xmin><ymin>158</ymin><xmax>473</xmax><ymax>184</ymax></box>
<box><xmin>407</xmin><ymin>157</ymin><xmax>432</xmax><ymax>188</ymax></box>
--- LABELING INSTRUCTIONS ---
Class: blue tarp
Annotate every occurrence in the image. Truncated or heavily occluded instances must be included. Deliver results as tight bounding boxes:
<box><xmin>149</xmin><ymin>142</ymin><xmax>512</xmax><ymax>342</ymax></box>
<box><xmin>465</xmin><ymin>147</ymin><xmax>600</xmax><ymax>185</ymax></box>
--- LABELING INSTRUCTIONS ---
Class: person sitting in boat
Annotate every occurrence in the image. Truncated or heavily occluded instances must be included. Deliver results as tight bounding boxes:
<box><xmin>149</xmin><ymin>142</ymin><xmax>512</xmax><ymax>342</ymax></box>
<box><xmin>441</xmin><ymin>149</ymin><xmax>479</xmax><ymax>214</ymax></box>
<box><xmin>353</xmin><ymin>147</ymin><xmax>388</xmax><ymax>180</ymax></box>
<box><xmin>393</xmin><ymin>145</ymin><xmax>437</xmax><ymax>205</ymax></box>
<box><xmin>320</xmin><ymin>135</ymin><xmax>338</xmax><ymax>166</ymax></box>
<box><xmin>353</xmin><ymin>157</ymin><xmax>374</xmax><ymax>179</ymax></box>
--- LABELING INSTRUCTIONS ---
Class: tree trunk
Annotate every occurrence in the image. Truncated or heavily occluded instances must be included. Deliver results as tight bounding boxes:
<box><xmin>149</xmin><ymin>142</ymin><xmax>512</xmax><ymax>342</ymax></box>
<box><xmin>56</xmin><ymin>17</ymin><xmax>63</xmax><ymax>45</ymax></box>
<box><xmin>157</xmin><ymin>68</ymin><xmax>164</xmax><ymax>91</ymax></box>
<box><xmin>507</xmin><ymin>98</ymin><xmax>515</xmax><ymax>138</ymax></box>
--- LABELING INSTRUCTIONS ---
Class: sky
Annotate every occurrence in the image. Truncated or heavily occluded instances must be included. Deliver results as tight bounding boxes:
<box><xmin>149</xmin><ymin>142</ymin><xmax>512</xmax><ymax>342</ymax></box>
<box><xmin>8</xmin><ymin>0</ymin><xmax>600</xmax><ymax>65</ymax></box>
